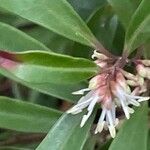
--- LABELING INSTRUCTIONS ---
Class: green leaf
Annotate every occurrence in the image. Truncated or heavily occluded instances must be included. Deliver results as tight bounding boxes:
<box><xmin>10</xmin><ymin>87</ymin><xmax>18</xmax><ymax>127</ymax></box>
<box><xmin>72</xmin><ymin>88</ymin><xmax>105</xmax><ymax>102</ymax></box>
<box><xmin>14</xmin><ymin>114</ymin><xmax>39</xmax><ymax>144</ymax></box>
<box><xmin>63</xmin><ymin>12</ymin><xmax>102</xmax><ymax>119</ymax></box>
<box><xmin>83</xmin><ymin>135</ymin><xmax>96</xmax><ymax>150</ymax></box>
<box><xmin>143</xmin><ymin>43</ymin><xmax>150</xmax><ymax>59</ymax></box>
<box><xmin>0</xmin><ymin>96</ymin><xmax>62</xmax><ymax>133</ymax></box>
<box><xmin>87</xmin><ymin>4</ymin><xmax>124</xmax><ymax>55</ymax></box>
<box><xmin>148</xmin><ymin>130</ymin><xmax>150</xmax><ymax>150</ymax></box>
<box><xmin>0</xmin><ymin>0</ymin><xmax>97</xmax><ymax>47</ymax></box>
<box><xmin>0</xmin><ymin>22</ymin><xmax>49</xmax><ymax>52</ymax></box>
<box><xmin>0</xmin><ymin>50</ymin><xmax>97</xmax><ymax>84</ymax></box>
<box><xmin>107</xmin><ymin>0</ymin><xmax>141</xmax><ymax>29</ymax></box>
<box><xmin>36</xmin><ymin>111</ymin><xmax>96</xmax><ymax>150</ymax></box>
<box><xmin>69</xmin><ymin>0</ymin><xmax>106</xmax><ymax>21</ymax></box>
<box><xmin>26</xmin><ymin>82</ymin><xmax>88</xmax><ymax>102</ymax></box>
<box><xmin>23</xmin><ymin>26</ymin><xmax>74</xmax><ymax>54</ymax></box>
<box><xmin>0</xmin><ymin>50</ymin><xmax>96</xmax><ymax>102</ymax></box>
<box><xmin>109</xmin><ymin>103</ymin><xmax>148</xmax><ymax>150</ymax></box>
<box><xmin>124</xmin><ymin>0</ymin><xmax>150</xmax><ymax>54</ymax></box>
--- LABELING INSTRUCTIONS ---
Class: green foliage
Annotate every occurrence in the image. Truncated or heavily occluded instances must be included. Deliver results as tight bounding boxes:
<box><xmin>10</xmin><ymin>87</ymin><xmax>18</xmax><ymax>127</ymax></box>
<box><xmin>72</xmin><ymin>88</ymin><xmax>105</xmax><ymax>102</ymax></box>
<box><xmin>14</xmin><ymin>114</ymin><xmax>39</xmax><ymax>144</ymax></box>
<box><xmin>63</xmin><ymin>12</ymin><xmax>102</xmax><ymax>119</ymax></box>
<box><xmin>0</xmin><ymin>50</ymin><xmax>97</xmax><ymax>84</ymax></box>
<box><xmin>0</xmin><ymin>22</ymin><xmax>49</xmax><ymax>52</ymax></box>
<box><xmin>108</xmin><ymin>0</ymin><xmax>136</xmax><ymax>28</ymax></box>
<box><xmin>0</xmin><ymin>0</ymin><xmax>98</xmax><ymax>47</ymax></box>
<box><xmin>124</xmin><ymin>0</ymin><xmax>150</xmax><ymax>53</ymax></box>
<box><xmin>36</xmin><ymin>111</ymin><xmax>96</xmax><ymax>150</ymax></box>
<box><xmin>0</xmin><ymin>96</ymin><xmax>62</xmax><ymax>133</ymax></box>
<box><xmin>109</xmin><ymin>103</ymin><xmax>148</xmax><ymax>150</ymax></box>
<box><xmin>0</xmin><ymin>0</ymin><xmax>149</xmax><ymax>149</ymax></box>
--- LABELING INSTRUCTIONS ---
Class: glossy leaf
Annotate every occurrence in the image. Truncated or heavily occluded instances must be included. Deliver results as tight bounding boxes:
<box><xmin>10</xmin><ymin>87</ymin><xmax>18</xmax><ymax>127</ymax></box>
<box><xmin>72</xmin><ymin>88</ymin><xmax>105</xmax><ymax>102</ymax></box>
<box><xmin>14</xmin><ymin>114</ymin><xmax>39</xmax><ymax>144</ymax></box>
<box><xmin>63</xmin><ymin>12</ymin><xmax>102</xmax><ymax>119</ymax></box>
<box><xmin>23</xmin><ymin>26</ymin><xmax>74</xmax><ymax>55</ymax></box>
<box><xmin>0</xmin><ymin>50</ymin><xmax>97</xmax><ymax>84</ymax></box>
<box><xmin>69</xmin><ymin>0</ymin><xmax>106</xmax><ymax>21</ymax></box>
<box><xmin>72</xmin><ymin>3</ymin><xmax>125</xmax><ymax>58</ymax></box>
<box><xmin>0</xmin><ymin>0</ymin><xmax>98</xmax><ymax>47</ymax></box>
<box><xmin>109</xmin><ymin>103</ymin><xmax>148</xmax><ymax>150</ymax></box>
<box><xmin>107</xmin><ymin>0</ymin><xmax>141</xmax><ymax>28</ymax></box>
<box><xmin>124</xmin><ymin>0</ymin><xmax>150</xmax><ymax>54</ymax></box>
<box><xmin>36</xmin><ymin>111</ymin><xmax>96</xmax><ymax>150</ymax></box>
<box><xmin>0</xmin><ymin>96</ymin><xmax>62</xmax><ymax>133</ymax></box>
<box><xmin>25</xmin><ymin>82</ymin><xmax>87</xmax><ymax>102</ymax></box>
<box><xmin>0</xmin><ymin>50</ymin><xmax>96</xmax><ymax>101</ymax></box>
<box><xmin>0</xmin><ymin>22</ymin><xmax>49</xmax><ymax>52</ymax></box>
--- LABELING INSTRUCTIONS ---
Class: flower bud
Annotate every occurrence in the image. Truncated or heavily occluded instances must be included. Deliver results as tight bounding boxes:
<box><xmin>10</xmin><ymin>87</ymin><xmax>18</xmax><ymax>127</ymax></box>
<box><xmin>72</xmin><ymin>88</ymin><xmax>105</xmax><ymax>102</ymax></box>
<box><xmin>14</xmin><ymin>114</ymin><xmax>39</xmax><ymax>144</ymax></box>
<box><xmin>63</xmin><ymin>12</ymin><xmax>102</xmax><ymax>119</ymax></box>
<box><xmin>92</xmin><ymin>50</ymin><xmax>108</xmax><ymax>60</ymax></box>
<box><xmin>145</xmin><ymin>67</ymin><xmax>150</xmax><ymax>79</ymax></box>
<box><xmin>121</xmin><ymin>69</ymin><xmax>138</xmax><ymax>81</ymax></box>
<box><xmin>89</xmin><ymin>76</ymin><xmax>99</xmax><ymax>89</ymax></box>
<box><xmin>94</xmin><ymin>60</ymin><xmax>107</xmax><ymax>68</ymax></box>
<box><xmin>89</xmin><ymin>74</ymin><xmax>107</xmax><ymax>90</ymax></box>
<box><xmin>136</xmin><ymin>64</ymin><xmax>147</xmax><ymax>78</ymax></box>
<box><xmin>140</xmin><ymin>60</ymin><xmax>150</xmax><ymax>67</ymax></box>
<box><xmin>126</xmin><ymin>80</ymin><xmax>138</xmax><ymax>86</ymax></box>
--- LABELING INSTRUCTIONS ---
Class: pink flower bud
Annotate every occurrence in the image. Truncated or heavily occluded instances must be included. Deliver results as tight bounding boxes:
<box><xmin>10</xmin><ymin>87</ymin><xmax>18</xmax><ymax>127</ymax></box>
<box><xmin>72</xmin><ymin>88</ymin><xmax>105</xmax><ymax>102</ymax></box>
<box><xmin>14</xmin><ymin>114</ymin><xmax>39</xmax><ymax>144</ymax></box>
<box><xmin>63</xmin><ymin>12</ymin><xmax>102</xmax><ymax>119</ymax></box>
<box><xmin>89</xmin><ymin>74</ymin><xmax>107</xmax><ymax>89</ymax></box>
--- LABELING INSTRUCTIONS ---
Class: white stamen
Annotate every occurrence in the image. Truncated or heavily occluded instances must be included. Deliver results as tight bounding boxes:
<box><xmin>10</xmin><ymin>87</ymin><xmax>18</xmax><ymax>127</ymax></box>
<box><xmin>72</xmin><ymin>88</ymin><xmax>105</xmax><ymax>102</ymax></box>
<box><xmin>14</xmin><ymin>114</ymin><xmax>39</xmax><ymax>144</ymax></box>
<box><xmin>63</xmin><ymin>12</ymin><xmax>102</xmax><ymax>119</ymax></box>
<box><xmin>128</xmin><ymin>107</ymin><xmax>135</xmax><ymax>114</ymax></box>
<box><xmin>95</xmin><ymin>121</ymin><xmax>105</xmax><ymax>134</ymax></box>
<box><xmin>80</xmin><ymin>96</ymin><xmax>98</xmax><ymax>127</ymax></box>
<box><xmin>71</xmin><ymin>109</ymin><xmax>82</xmax><ymax>115</ymax></box>
<box><xmin>87</xmin><ymin>96</ymin><xmax>98</xmax><ymax>112</ymax></box>
<box><xmin>127</xmin><ymin>98</ymin><xmax>140</xmax><ymax>107</ymax></box>
<box><xmin>115</xmin><ymin>118</ymin><xmax>119</xmax><ymax>126</ymax></box>
<box><xmin>78</xmin><ymin>91</ymin><xmax>94</xmax><ymax>103</ymax></box>
<box><xmin>108</xmin><ymin>125</ymin><xmax>116</xmax><ymax>138</ymax></box>
<box><xmin>125</xmin><ymin>94</ymin><xmax>150</xmax><ymax>102</ymax></box>
<box><xmin>138</xmin><ymin>97</ymin><xmax>150</xmax><ymax>102</ymax></box>
<box><xmin>72</xmin><ymin>88</ymin><xmax>90</xmax><ymax>95</ymax></box>
<box><xmin>117</xmin><ymin>90</ymin><xmax>130</xmax><ymax>119</ymax></box>
<box><xmin>107</xmin><ymin>110</ymin><xmax>114</xmax><ymax>127</ymax></box>
<box><xmin>66</xmin><ymin>98</ymin><xmax>92</xmax><ymax>114</ymax></box>
<box><xmin>111</xmin><ymin>103</ymin><xmax>116</xmax><ymax>124</ymax></box>
<box><xmin>95</xmin><ymin>108</ymin><xmax>107</xmax><ymax>134</ymax></box>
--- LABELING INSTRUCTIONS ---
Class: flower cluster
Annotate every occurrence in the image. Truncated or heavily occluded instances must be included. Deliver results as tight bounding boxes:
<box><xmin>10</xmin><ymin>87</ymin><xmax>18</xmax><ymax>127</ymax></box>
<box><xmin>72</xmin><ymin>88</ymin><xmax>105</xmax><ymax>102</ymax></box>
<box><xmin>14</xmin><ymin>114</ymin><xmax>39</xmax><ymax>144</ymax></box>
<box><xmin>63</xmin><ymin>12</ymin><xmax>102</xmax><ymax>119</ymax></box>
<box><xmin>67</xmin><ymin>50</ymin><xmax>150</xmax><ymax>138</ymax></box>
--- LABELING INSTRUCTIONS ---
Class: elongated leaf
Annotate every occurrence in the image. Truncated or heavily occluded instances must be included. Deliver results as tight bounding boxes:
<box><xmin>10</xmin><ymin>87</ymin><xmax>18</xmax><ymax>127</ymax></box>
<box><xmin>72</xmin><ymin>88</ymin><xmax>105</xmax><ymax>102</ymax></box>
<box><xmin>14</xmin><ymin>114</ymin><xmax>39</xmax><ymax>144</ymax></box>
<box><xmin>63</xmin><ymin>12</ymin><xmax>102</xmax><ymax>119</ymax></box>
<box><xmin>36</xmin><ymin>111</ymin><xmax>96</xmax><ymax>150</ymax></box>
<box><xmin>0</xmin><ymin>50</ymin><xmax>97</xmax><ymax>84</ymax></box>
<box><xmin>0</xmin><ymin>96</ymin><xmax>62</xmax><ymax>133</ymax></box>
<box><xmin>0</xmin><ymin>22</ymin><xmax>49</xmax><ymax>52</ymax></box>
<box><xmin>143</xmin><ymin>43</ymin><xmax>150</xmax><ymax>59</ymax></box>
<box><xmin>107</xmin><ymin>0</ymin><xmax>141</xmax><ymax>28</ymax></box>
<box><xmin>148</xmin><ymin>130</ymin><xmax>150</xmax><ymax>150</ymax></box>
<box><xmin>83</xmin><ymin>135</ymin><xmax>96</xmax><ymax>150</ymax></box>
<box><xmin>69</xmin><ymin>0</ymin><xmax>106</xmax><ymax>20</ymax></box>
<box><xmin>0</xmin><ymin>50</ymin><xmax>96</xmax><ymax>101</ymax></box>
<box><xmin>109</xmin><ymin>103</ymin><xmax>148</xmax><ymax>150</ymax></box>
<box><xmin>87</xmin><ymin>4</ymin><xmax>124</xmax><ymax>55</ymax></box>
<box><xmin>0</xmin><ymin>0</ymin><xmax>98</xmax><ymax>47</ymax></box>
<box><xmin>25</xmin><ymin>82</ymin><xmax>87</xmax><ymax>102</ymax></box>
<box><xmin>124</xmin><ymin>0</ymin><xmax>150</xmax><ymax>54</ymax></box>
<box><xmin>23</xmin><ymin>26</ymin><xmax>74</xmax><ymax>54</ymax></box>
